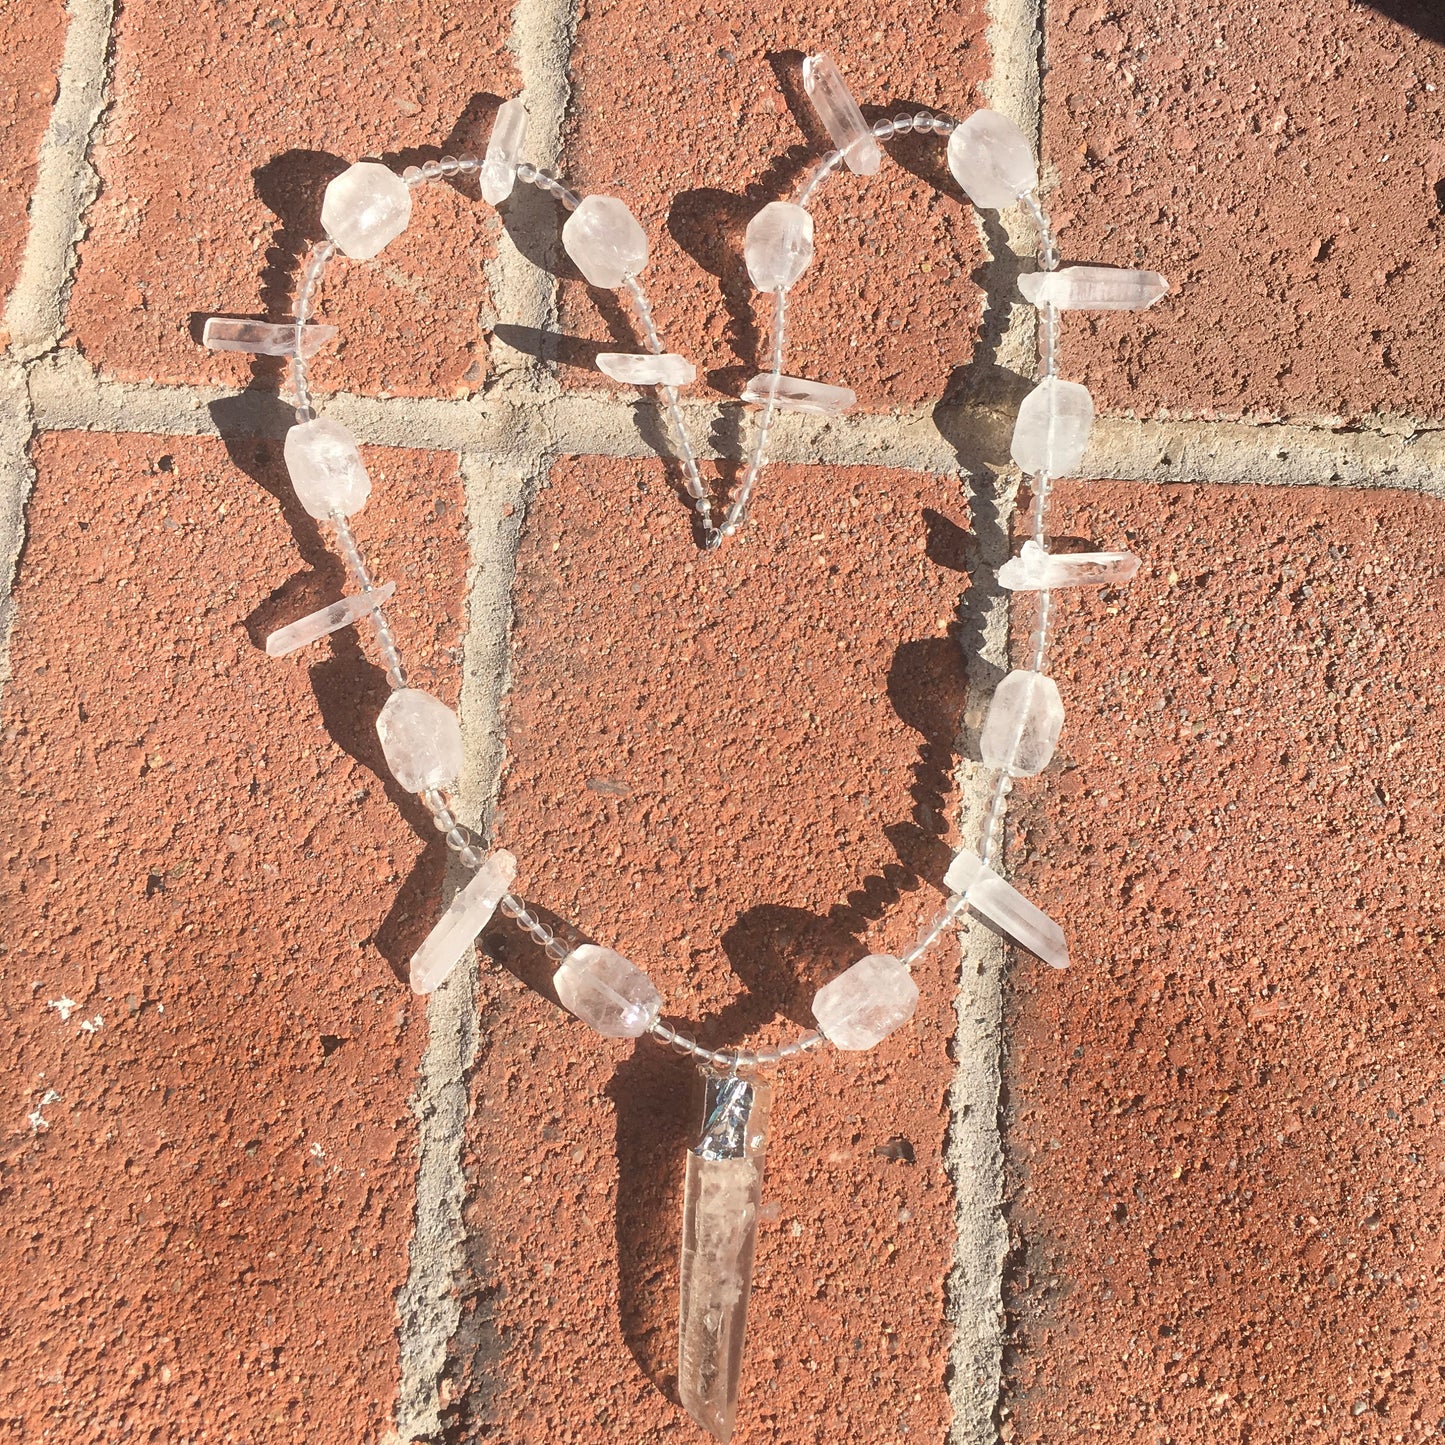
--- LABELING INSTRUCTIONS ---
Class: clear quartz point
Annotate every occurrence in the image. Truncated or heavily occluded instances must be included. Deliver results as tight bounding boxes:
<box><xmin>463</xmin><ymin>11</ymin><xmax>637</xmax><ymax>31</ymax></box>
<box><xmin>376</xmin><ymin>688</ymin><xmax>464</xmax><ymax>792</ymax></box>
<box><xmin>1018</xmin><ymin>266</ymin><xmax>1169</xmax><ymax>311</ymax></box>
<box><xmin>284</xmin><ymin>418</ymin><xmax>372</xmax><ymax>519</ymax></box>
<box><xmin>409</xmin><ymin>848</ymin><xmax>517</xmax><ymax>995</ymax></box>
<box><xmin>561</xmin><ymin>194</ymin><xmax>649</xmax><ymax>288</ymax></box>
<box><xmin>480</xmin><ymin>97</ymin><xmax>528</xmax><ymax>205</ymax></box>
<box><xmin>202</xmin><ymin>318</ymin><xmax>337</xmax><ymax>358</ymax></box>
<box><xmin>1010</xmin><ymin>377</ymin><xmax>1094</xmax><ymax>477</ymax></box>
<box><xmin>320</xmin><ymin>161</ymin><xmax>412</xmax><ymax>260</ymax></box>
<box><xmin>596</xmin><ymin>351</ymin><xmax>696</xmax><ymax>387</ymax></box>
<box><xmin>679</xmin><ymin>1070</ymin><xmax>774</xmax><ymax>1441</ymax></box>
<box><xmin>999</xmin><ymin>539</ymin><xmax>1140</xmax><ymax>591</ymax></box>
<box><xmin>744</xmin><ymin>202</ymin><xmax>814</xmax><ymax>291</ymax></box>
<box><xmin>980</xmin><ymin>669</ymin><xmax>1064</xmax><ymax>776</ymax></box>
<box><xmin>946</xmin><ymin>109</ymin><xmax>1038</xmax><ymax>209</ymax></box>
<box><xmin>553</xmin><ymin>945</ymin><xmax>662</xmax><ymax>1037</ymax></box>
<box><xmin>802</xmin><ymin>52</ymin><xmax>881</xmax><ymax>176</ymax></box>
<box><xmin>740</xmin><ymin>373</ymin><xmax>855</xmax><ymax>416</ymax></box>
<box><xmin>265</xmin><ymin>580</ymin><xmax>396</xmax><ymax>657</ymax></box>
<box><xmin>811</xmin><ymin>954</ymin><xmax>918</xmax><ymax>1050</ymax></box>
<box><xmin>944</xmin><ymin>850</ymin><xmax>1070</xmax><ymax>968</ymax></box>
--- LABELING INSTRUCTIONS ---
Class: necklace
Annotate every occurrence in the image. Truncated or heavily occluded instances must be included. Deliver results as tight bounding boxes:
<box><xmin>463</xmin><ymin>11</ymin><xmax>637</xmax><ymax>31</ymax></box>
<box><xmin>208</xmin><ymin>52</ymin><xmax>1166</xmax><ymax>1441</ymax></box>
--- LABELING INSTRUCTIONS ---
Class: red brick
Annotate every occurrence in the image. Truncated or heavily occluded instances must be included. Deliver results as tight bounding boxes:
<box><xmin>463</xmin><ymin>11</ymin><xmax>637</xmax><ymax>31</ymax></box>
<box><xmin>1003</xmin><ymin>479</ymin><xmax>1445</xmax><ymax>1439</ymax></box>
<box><xmin>560</xmin><ymin>25</ymin><xmax>993</xmax><ymax>408</ymax></box>
<box><xmin>0</xmin><ymin>0</ymin><xmax>66</xmax><ymax>311</ymax></box>
<box><xmin>69</xmin><ymin>1</ymin><xmax>518</xmax><ymax>396</ymax></box>
<box><xmin>0</xmin><ymin>432</ymin><xmax>466</xmax><ymax>1439</ymax></box>
<box><xmin>447</xmin><ymin>459</ymin><xmax>972</xmax><ymax>1439</ymax></box>
<box><xmin>1044</xmin><ymin>1</ymin><xmax>1445</xmax><ymax>420</ymax></box>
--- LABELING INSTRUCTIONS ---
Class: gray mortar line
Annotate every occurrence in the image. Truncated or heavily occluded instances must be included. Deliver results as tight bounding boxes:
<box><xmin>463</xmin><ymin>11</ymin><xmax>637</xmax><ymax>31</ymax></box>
<box><xmin>0</xmin><ymin>0</ymin><xmax>116</xmax><ymax>693</ymax></box>
<box><xmin>392</xmin><ymin>0</ymin><xmax>581</xmax><ymax>1436</ymax></box>
<box><xmin>946</xmin><ymin>0</ymin><xmax>1046</xmax><ymax>1440</ymax></box>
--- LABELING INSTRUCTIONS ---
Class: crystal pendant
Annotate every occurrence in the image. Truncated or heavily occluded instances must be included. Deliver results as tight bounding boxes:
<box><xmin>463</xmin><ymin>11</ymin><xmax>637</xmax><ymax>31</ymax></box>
<box><xmin>679</xmin><ymin>1069</ymin><xmax>773</xmax><ymax>1441</ymax></box>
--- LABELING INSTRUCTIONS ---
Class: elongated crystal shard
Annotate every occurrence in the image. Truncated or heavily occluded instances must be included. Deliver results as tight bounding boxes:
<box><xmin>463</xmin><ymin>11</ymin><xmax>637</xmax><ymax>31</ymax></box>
<box><xmin>376</xmin><ymin>688</ymin><xmax>464</xmax><ymax>792</ymax></box>
<box><xmin>480</xmin><ymin>97</ymin><xmax>528</xmax><ymax>205</ymax></box>
<box><xmin>409</xmin><ymin>848</ymin><xmax>518</xmax><ymax>995</ymax></box>
<box><xmin>284</xmin><ymin>418</ymin><xmax>372</xmax><ymax>519</ymax></box>
<box><xmin>596</xmin><ymin>351</ymin><xmax>696</xmax><ymax>387</ymax></box>
<box><xmin>812</xmin><ymin>954</ymin><xmax>918</xmax><ymax>1050</ymax></box>
<box><xmin>802</xmin><ymin>52</ymin><xmax>881</xmax><ymax>176</ymax></box>
<box><xmin>998</xmin><ymin>539</ymin><xmax>1140</xmax><ymax>591</ymax></box>
<box><xmin>744</xmin><ymin>202</ymin><xmax>814</xmax><ymax>291</ymax></box>
<box><xmin>1019</xmin><ymin>266</ymin><xmax>1169</xmax><ymax>311</ymax></box>
<box><xmin>944</xmin><ymin>850</ymin><xmax>1069</xmax><ymax>968</ymax></box>
<box><xmin>265</xmin><ymin>580</ymin><xmax>397</xmax><ymax>657</ymax></box>
<box><xmin>980</xmin><ymin>669</ymin><xmax>1064</xmax><ymax>776</ymax></box>
<box><xmin>321</xmin><ymin>161</ymin><xmax>412</xmax><ymax>260</ymax></box>
<box><xmin>202</xmin><ymin>318</ymin><xmax>337</xmax><ymax>358</ymax></box>
<box><xmin>562</xmin><ymin>194</ymin><xmax>649</xmax><ymax>288</ymax></box>
<box><xmin>740</xmin><ymin>373</ymin><xmax>855</xmax><ymax>416</ymax></box>
<box><xmin>679</xmin><ymin>1070</ymin><xmax>773</xmax><ymax>1441</ymax></box>
<box><xmin>946</xmin><ymin>109</ymin><xmax>1038</xmax><ymax>209</ymax></box>
<box><xmin>554</xmin><ymin>945</ymin><xmax>662</xmax><ymax>1037</ymax></box>
<box><xmin>1011</xmin><ymin>378</ymin><xmax>1094</xmax><ymax>477</ymax></box>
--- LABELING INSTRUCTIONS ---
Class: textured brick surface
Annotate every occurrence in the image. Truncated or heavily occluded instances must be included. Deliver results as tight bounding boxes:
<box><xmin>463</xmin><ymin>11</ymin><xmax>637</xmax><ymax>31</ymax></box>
<box><xmin>560</xmin><ymin>24</ymin><xmax>996</xmax><ymax>409</ymax></box>
<box><xmin>1003</xmin><ymin>479</ymin><xmax>1445</xmax><ymax>1441</ymax></box>
<box><xmin>0</xmin><ymin>432</ymin><xmax>465</xmax><ymax>1440</ymax></box>
<box><xmin>1044</xmin><ymin>0</ymin><xmax>1445</xmax><ymax>421</ymax></box>
<box><xmin>0</xmin><ymin>0</ymin><xmax>65</xmax><ymax>311</ymax></box>
<box><xmin>68</xmin><ymin>0</ymin><xmax>517</xmax><ymax>397</ymax></box>
<box><xmin>444</xmin><ymin>458</ymin><xmax>972</xmax><ymax>1441</ymax></box>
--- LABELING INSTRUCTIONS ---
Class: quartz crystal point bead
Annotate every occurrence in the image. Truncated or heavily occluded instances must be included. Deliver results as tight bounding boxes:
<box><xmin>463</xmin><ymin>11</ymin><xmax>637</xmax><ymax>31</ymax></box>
<box><xmin>480</xmin><ymin>97</ymin><xmax>527</xmax><ymax>205</ymax></box>
<box><xmin>596</xmin><ymin>351</ymin><xmax>696</xmax><ymax>387</ymax></box>
<box><xmin>284</xmin><ymin>418</ymin><xmax>371</xmax><ymax>520</ymax></box>
<box><xmin>320</xmin><ymin>161</ymin><xmax>412</xmax><ymax>260</ymax></box>
<box><xmin>1010</xmin><ymin>377</ymin><xmax>1095</xmax><ymax>478</ymax></box>
<box><xmin>376</xmin><ymin>688</ymin><xmax>464</xmax><ymax>792</ymax></box>
<box><xmin>740</xmin><ymin>373</ymin><xmax>855</xmax><ymax>417</ymax></box>
<box><xmin>802</xmin><ymin>52</ymin><xmax>882</xmax><ymax>176</ymax></box>
<box><xmin>980</xmin><ymin>670</ymin><xmax>1064</xmax><ymax>776</ymax></box>
<box><xmin>744</xmin><ymin>202</ymin><xmax>814</xmax><ymax>292</ymax></box>
<box><xmin>946</xmin><ymin>110</ymin><xmax>1038</xmax><ymax>209</ymax></box>
<box><xmin>945</xmin><ymin>850</ymin><xmax>1069</xmax><ymax>969</ymax></box>
<box><xmin>553</xmin><ymin>945</ymin><xmax>662</xmax><ymax>1037</ymax></box>
<box><xmin>1019</xmin><ymin>266</ymin><xmax>1169</xmax><ymax>311</ymax></box>
<box><xmin>999</xmin><ymin>539</ymin><xmax>1140</xmax><ymax>591</ymax></box>
<box><xmin>679</xmin><ymin>1070</ymin><xmax>773</xmax><ymax>1441</ymax></box>
<box><xmin>562</xmin><ymin>194</ymin><xmax>649</xmax><ymax>288</ymax></box>
<box><xmin>265</xmin><ymin>580</ymin><xmax>396</xmax><ymax>657</ymax></box>
<box><xmin>409</xmin><ymin>849</ymin><xmax>517</xmax><ymax>995</ymax></box>
<box><xmin>811</xmin><ymin>954</ymin><xmax>919</xmax><ymax>1051</ymax></box>
<box><xmin>202</xmin><ymin>317</ymin><xmax>337</xmax><ymax>358</ymax></box>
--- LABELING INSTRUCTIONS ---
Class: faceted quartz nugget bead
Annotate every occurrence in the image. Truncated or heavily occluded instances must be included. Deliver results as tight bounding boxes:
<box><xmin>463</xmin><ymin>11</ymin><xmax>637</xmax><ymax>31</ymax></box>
<box><xmin>999</xmin><ymin>539</ymin><xmax>1140</xmax><ymax>591</ymax></box>
<box><xmin>740</xmin><ymin>374</ymin><xmax>855</xmax><ymax>417</ymax></box>
<box><xmin>811</xmin><ymin>954</ymin><xmax>919</xmax><ymax>1050</ymax></box>
<box><xmin>946</xmin><ymin>850</ymin><xmax>1069</xmax><ymax>968</ymax></box>
<box><xmin>1019</xmin><ymin>266</ymin><xmax>1169</xmax><ymax>311</ymax></box>
<box><xmin>1011</xmin><ymin>378</ymin><xmax>1095</xmax><ymax>478</ymax></box>
<box><xmin>480</xmin><ymin>97</ymin><xmax>527</xmax><ymax>206</ymax></box>
<box><xmin>202</xmin><ymin>317</ymin><xmax>337</xmax><ymax>358</ymax></box>
<box><xmin>802</xmin><ymin>52</ymin><xmax>882</xmax><ymax>176</ymax></box>
<box><xmin>409</xmin><ymin>849</ymin><xmax>518</xmax><ymax>995</ymax></box>
<box><xmin>284</xmin><ymin>418</ymin><xmax>371</xmax><ymax>520</ymax></box>
<box><xmin>947</xmin><ymin>110</ymin><xmax>1038</xmax><ymax>209</ymax></box>
<box><xmin>376</xmin><ymin>688</ymin><xmax>464</xmax><ymax>792</ymax></box>
<box><xmin>562</xmin><ymin>195</ymin><xmax>649</xmax><ymax>288</ymax></box>
<box><xmin>554</xmin><ymin>945</ymin><xmax>663</xmax><ymax>1038</ymax></box>
<box><xmin>980</xmin><ymin>670</ymin><xmax>1064</xmax><ymax>776</ymax></box>
<box><xmin>265</xmin><ymin>580</ymin><xmax>397</xmax><ymax>657</ymax></box>
<box><xmin>320</xmin><ymin>160</ymin><xmax>412</xmax><ymax>260</ymax></box>
<box><xmin>744</xmin><ymin>202</ymin><xmax>814</xmax><ymax>292</ymax></box>
<box><xmin>596</xmin><ymin>352</ymin><xmax>696</xmax><ymax>387</ymax></box>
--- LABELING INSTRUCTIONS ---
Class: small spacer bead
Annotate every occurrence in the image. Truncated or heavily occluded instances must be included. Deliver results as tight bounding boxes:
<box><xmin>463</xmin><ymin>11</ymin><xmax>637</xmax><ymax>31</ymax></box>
<box><xmin>892</xmin><ymin>113</ymin><xmax>914</xmax><ymax>133</ymax></box>
<box><xmin>871</xmin><ymin>118</ymin><xmax>893</xmax><ymax>138</ymax></box>
<box><xmin>650</xmin><ymin>1020</ymin><xmax>677</xmax><ymax>1044</ymax></box>
<box><xmin>445</xmin><ymin>827</ymin><xmax>469</xmax><ymax>852</ymax></box>
<box><xmin>501</xmin><ymin>893</ymin><xmax>524</xmax><ymax>918</ymax></box>
<box><xmin>544</xmin><ymin>937</ymin><xmax>568</xmax><ymax>962</ymax></box>
<box><xmin>914</xmin><ymin>111</ymin><xmax>934</xmax><ymax>133</ymax></box>
<box><xmin>403</xmin><ymin>165</ymin><xmax>424</xmax><ymax>185</ymax></box>
<box><xmin>670</xmin><ymin>1031</ymin><xmax>696</xmax><ymax>1057</ymax></box>
<box><xmin>422</xmin><ymin>159</ymin><xmax>444</xmax><ymax>179</ymax></box>
<box><xmin>517</xmin><ymin>162</ymin><xmax>537</xmax><ymax>182</ymax></box>
<box><xmin>458</xmin><ymin>845</ymin><xmax>482</xmax><ymax>869</ymax></box>
<box><xmin>457</xmin><ymin>154</ymin><xmax>479</xmax><ymax>172</ymax></box>
<box><xmin>440</xmin><ymin>155</ymin><xmax>460</xmax><ymax>176</ymax></box>
<box><xmin>432</xmin><ymin>809</ymin><xmax>458</xmax><ymax>833</ymax></box>
<box><xmin>755</xmin><ymin>1046</ymin><xmax>782</xmax><ymax>1068</ymax></box>
<box><xmin>385</xmin><ymin>666</ymin><xmax>406</xmax><ymax>689</ymax></box>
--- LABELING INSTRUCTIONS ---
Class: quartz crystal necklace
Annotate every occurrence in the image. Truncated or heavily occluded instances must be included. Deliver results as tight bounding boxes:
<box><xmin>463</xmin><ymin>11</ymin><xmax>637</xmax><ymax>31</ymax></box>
<box><xmin>207</xmin><ymin>53</ymin><xmax>1166</xmax><ymax>1442</ymax></box>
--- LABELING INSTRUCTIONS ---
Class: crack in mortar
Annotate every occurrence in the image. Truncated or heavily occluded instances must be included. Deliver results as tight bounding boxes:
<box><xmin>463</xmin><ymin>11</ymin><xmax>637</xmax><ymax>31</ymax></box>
<box><xmin>0</xmin><ymin>0</ymin><xmax>117</xmax><ymax>694</ymax></box>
